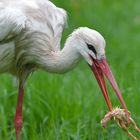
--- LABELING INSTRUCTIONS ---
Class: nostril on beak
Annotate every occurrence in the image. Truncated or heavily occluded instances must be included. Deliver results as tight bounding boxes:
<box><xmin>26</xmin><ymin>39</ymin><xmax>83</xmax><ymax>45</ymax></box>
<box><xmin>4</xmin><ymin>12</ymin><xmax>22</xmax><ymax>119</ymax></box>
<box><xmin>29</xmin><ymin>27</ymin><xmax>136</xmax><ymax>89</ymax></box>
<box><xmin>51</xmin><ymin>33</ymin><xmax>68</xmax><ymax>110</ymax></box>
<box><xmin>97</xmin><ymin>54</ymin><xmax>106</xmax><ymax>60</ymax></box>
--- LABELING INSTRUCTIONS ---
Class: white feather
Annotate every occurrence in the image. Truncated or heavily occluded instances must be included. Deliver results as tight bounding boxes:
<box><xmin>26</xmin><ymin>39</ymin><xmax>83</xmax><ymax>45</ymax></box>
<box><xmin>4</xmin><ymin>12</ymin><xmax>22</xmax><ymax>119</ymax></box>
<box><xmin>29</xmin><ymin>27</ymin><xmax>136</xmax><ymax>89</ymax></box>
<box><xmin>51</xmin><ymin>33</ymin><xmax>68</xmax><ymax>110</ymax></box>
<box><xmin>0</xmin><ymin>0</ymin><xmax>106</xmax><ymax>78</ymax></box>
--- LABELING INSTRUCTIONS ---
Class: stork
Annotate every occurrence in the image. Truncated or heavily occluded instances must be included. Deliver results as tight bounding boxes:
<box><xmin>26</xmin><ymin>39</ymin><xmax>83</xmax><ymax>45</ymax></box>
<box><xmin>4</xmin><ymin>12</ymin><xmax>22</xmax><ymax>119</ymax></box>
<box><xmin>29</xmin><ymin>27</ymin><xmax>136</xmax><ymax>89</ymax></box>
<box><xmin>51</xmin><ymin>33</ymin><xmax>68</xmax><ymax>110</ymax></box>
<box><xmin>0</xmin><ymin>0</ymin><xmax>129</xmax><ymax>140</ymax></box>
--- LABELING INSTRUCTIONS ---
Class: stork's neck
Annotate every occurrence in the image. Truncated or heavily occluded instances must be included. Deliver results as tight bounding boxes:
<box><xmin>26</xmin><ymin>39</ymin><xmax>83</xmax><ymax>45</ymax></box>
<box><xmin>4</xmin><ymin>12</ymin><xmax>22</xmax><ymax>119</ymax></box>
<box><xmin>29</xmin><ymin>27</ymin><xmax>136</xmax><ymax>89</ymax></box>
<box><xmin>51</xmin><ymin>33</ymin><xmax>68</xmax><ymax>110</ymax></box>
<box><xmin>41</xmin><ymin>34</ymin><xmax>82</xmax><ymax>73</ymax></box>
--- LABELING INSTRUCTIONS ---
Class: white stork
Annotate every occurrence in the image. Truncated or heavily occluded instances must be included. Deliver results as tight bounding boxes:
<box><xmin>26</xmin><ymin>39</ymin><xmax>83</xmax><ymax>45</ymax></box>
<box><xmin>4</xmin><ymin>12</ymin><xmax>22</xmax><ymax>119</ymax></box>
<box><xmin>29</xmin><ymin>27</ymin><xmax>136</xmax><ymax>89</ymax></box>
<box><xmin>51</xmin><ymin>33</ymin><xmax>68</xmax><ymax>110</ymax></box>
<box><xmin>0</xmin><ymin>0</ymin><xmax>128</xmax><ymax>140</ymax></box>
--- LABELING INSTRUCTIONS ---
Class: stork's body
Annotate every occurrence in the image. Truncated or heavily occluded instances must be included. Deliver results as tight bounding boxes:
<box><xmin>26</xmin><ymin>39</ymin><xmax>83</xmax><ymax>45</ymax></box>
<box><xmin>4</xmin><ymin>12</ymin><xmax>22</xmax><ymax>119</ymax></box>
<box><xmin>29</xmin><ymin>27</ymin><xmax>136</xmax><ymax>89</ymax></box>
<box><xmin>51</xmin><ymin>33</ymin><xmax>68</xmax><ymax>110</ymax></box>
<box><xmin>0</xmin><ymin>0</ymin><xmax>69</xmax><ymax>75</ymax></box>
<box><xmin>0</xmin><ymin>0</ymin><xmax>128</xmax><ymax>140</ymax></box>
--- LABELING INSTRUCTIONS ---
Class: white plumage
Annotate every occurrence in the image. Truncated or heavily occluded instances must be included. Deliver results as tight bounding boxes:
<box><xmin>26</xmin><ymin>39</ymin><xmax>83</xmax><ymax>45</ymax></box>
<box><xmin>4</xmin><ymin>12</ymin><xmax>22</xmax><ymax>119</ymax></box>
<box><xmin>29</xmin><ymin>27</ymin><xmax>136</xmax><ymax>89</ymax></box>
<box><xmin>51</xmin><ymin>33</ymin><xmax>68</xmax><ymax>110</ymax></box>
<box><xmin>0</xmin><ymin>0</ymin><xmax>68</xmax><ymax>77</ymax></box>
<box><xmin>0</xmin><ymin>0</ymin><xmax>105</xmax><ymax>78</ymax></box>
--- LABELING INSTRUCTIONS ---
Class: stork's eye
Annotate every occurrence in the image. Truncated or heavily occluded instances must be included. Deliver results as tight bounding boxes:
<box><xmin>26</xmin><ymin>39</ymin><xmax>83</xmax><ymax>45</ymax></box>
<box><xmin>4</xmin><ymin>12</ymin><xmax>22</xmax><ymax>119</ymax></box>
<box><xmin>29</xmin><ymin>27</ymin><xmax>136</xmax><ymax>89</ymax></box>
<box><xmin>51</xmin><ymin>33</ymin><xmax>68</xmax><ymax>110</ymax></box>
<box><xmin>87</xmin><ymin>44</ymin><xmax>97</xmax><ymax>55</ymax></box>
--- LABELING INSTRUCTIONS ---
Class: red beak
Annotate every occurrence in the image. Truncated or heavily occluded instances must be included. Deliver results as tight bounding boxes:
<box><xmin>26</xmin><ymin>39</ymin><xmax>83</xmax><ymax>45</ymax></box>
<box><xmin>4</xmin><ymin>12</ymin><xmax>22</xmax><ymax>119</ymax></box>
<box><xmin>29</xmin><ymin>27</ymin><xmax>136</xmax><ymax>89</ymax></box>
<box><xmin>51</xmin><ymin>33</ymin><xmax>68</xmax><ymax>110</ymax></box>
<box><xmin>91</xmin><ymin>58</ymin><xmax>129</xmax><ymax>115</ymax></box>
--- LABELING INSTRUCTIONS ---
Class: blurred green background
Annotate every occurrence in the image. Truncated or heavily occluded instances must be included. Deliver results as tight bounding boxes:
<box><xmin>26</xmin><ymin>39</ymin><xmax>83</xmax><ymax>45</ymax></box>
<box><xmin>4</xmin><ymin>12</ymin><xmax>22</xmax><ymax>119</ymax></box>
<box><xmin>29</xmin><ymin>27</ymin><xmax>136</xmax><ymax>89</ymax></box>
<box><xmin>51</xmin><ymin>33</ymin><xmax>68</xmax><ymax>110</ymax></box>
<box><xmin>0</xmin><ymin>0</ymin><xmax>140</xmax><ymax>139</ymax></box>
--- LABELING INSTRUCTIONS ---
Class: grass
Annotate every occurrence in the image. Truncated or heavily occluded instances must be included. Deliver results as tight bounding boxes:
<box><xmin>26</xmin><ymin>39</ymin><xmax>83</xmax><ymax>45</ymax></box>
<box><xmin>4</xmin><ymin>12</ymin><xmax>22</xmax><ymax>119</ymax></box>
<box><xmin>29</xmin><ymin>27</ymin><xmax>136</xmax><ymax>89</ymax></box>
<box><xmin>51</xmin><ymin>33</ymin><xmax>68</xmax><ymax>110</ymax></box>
<box><xmin>0</xmin><ymin>0</ymin><xmax>140</xmax><ymax>139</ymax></box>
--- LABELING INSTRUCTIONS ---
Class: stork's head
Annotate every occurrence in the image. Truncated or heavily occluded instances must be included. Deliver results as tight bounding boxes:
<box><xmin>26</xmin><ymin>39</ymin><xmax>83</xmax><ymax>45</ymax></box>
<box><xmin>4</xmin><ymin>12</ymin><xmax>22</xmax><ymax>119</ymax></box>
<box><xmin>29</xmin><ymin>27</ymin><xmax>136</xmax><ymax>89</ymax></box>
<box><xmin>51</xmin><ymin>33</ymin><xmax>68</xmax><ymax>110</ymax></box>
<box><xmin>73</xmin><ymin>27</ymin><xmax>128</xmax><ymax>113</ymax></box>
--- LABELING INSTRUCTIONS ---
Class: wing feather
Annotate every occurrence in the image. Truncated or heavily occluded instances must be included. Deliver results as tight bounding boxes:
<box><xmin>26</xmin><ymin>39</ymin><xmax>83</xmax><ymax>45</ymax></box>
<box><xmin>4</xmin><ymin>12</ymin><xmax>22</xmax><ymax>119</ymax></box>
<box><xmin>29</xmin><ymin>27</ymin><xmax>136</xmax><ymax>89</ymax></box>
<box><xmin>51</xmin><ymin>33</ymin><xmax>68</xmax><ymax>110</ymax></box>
<box><xmin>24</xmin><ymin>0</ymin><xmax>68</xmax><ymax>51</ymax></box>
<box><xmin>0</xmin><ymin>0</ymin><xmax>67</xmax><ymax>51</ymax></box>
<box><xmin>0</xmin><ymin>2</ymin><xmax>27</xmax><ymax>42</ymax></box>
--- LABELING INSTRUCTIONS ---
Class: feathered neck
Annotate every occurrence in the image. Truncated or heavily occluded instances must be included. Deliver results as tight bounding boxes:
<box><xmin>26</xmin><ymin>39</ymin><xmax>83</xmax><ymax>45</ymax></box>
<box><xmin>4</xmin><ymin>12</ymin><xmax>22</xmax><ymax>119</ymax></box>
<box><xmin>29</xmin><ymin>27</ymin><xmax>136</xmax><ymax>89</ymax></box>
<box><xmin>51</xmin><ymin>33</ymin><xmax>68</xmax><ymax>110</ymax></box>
<box><xmin>40</xmin><ymin>33</ymin><xmax>82</xmax><ymax>73</ymax></box>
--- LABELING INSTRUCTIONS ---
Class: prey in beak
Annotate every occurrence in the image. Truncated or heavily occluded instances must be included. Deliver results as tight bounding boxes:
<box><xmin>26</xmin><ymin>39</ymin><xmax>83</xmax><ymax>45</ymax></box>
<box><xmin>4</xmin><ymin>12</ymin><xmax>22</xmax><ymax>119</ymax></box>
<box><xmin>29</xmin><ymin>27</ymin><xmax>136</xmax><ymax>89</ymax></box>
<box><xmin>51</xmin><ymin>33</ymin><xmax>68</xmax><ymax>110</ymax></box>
<box><xmin>90</xmin><ymin>57</ymin><xmax>129</xmax><ymax>116</ymax></box>
<box><xmin>80</xmin><ymin>28</ymin><xmax>140</xmax><ymax>139</ymax></box>
<box><xmin>89</xmin><ymin>56</ymin><xmax>140</xmax><ymax>140</ymax></box>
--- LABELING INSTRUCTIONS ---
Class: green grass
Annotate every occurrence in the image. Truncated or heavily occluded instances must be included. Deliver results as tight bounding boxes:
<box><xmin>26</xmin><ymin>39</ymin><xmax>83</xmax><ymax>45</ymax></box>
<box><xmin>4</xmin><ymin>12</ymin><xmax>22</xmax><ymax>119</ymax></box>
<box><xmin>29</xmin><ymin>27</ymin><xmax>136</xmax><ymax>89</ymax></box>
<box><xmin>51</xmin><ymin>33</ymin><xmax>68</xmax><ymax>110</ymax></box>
<box><xmin>1</xmin><ymin>0</ymin><xmax>140</xmax><ymax>139</ymax></box>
